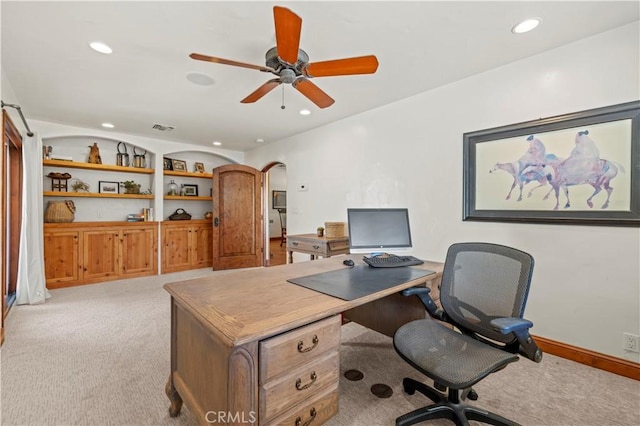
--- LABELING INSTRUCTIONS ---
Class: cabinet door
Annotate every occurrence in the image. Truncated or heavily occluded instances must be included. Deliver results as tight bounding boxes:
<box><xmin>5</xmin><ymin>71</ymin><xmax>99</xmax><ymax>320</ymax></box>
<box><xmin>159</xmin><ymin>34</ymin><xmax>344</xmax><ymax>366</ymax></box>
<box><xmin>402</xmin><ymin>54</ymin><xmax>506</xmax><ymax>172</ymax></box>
<box><xmin>82</xmin><ymin>230</ymin><xmax>120</xmax><ymax>281</ymax></box>
<box><xmin>121</xmin><ymin>227</ymin><xmax>157</xmax><ymax>276</ymax></box>
<box><xmin>44</xmin><ymin>230</ymin><xmax>80</xmax><ymax>286</ymax></box>
<box><xmin>162</xmin><ymin>225</ymin><xmax>192</xmax><ymax>273</ymax></box>
<box><xmin>193</xmin><ymin>223</ymin><xmax>213</xmax><ymax>268</ymax></box>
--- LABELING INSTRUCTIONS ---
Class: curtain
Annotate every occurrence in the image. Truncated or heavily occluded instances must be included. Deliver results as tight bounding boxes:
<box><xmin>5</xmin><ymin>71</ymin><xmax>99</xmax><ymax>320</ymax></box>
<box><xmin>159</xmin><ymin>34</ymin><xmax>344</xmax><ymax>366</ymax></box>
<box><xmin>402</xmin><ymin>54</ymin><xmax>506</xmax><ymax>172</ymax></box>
<box><xmin>16</xmin><ymin>132</ymin><xmax>49</xmax><ymax>305</ymax></box>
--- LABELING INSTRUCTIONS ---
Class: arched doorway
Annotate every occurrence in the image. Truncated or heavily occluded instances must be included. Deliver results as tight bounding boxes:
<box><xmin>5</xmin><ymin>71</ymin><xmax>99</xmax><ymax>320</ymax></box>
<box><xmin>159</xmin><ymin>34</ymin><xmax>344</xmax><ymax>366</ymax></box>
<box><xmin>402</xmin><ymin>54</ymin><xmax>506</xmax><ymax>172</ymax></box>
<box><xmin>262</xmin><ymin>162</ymin><xmax>287</xmax><ymax>266</ymax></box>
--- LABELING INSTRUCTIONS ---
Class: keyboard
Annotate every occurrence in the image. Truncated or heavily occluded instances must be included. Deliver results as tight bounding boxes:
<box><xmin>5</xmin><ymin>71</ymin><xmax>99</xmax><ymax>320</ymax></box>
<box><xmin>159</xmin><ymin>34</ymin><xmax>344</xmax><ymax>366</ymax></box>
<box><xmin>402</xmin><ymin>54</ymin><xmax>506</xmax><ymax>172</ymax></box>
<box><xmin>362</xmin><ymin>254</ymin><xmax>424</xmax><ymax>268</ymax></box>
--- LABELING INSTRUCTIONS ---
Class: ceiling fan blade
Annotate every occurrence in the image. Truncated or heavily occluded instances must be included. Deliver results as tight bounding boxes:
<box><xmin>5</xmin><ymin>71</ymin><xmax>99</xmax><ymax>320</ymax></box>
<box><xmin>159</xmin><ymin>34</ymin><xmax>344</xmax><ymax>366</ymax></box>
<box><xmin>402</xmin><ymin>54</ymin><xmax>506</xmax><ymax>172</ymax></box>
<box><xmin>273</xmin><ymin>6</ymin><xmax>302</xmax><ymax>65</ymax></box>
<box><xmin>293</xmin><ymin>78</ymin><xmax>335</xmax><ymax>109</ymax></box>
<box><xmin>304</xmin><ymin>55</ymin><xmax>379</xmax><ymax>77</ymax></box>
<box><xmin>241</xmin><ymin>79</ymin><xmax>282</xmax><ymax>103</ymax></box>
<box><xmin>190</xmin><ymin>53</ymin><xmax>275</xmax><ymax>73</ymax></box>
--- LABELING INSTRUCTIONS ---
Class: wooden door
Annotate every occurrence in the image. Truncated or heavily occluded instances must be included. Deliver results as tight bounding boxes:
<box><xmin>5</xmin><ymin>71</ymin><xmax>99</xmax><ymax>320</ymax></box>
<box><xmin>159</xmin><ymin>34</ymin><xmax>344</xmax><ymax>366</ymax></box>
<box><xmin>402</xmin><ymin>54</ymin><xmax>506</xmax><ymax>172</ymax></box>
<box><xmin>82</xmin><ymin>229</ymin><xmax>120</xmax><ymax>281</ymax></box>
<box><xmin>44</xmin><ymin>230</ymin><xmax>81</xmax><ymax>285</ymax></box>
<box><xmin>121</xmin><ymin>226</ymin><xmax>157</xmax><ymax>277</ymax></box>
<box><xmin>3</xmin><ymin>110</ymin><xmax>22</xmax><ymax>321</ymax></box>
<box><xmin>193</xmin><ymin>222</ymin><xmax>213</xmax><ymax>268</ymax></box>
<box><xmin>162</xmin><ymin>224</ymin><xmax>192</xmax><ymax>273</ymax></box>
<box><xmin>212</xmin><ymin>164</ymin><xmax>263</xmax><ymax>270</ymax></box>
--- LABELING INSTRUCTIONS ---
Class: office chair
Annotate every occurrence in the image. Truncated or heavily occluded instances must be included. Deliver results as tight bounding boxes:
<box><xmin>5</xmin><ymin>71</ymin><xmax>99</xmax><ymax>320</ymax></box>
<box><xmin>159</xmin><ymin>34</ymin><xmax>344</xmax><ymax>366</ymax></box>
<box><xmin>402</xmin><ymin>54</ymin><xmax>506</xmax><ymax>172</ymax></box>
<box><xmin>393</xmin><ymin>242</ymin><xmax>542</xmax><ymax>426</ymax></box>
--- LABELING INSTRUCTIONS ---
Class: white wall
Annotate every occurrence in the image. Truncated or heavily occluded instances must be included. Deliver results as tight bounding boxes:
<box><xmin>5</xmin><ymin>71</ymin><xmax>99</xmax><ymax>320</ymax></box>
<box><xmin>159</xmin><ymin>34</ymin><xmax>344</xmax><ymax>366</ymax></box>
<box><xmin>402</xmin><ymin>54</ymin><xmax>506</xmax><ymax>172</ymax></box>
<box><xmin>246</xmin><ymin>22</ymin><xmax>640</xmax><ymax>361</ymax></box>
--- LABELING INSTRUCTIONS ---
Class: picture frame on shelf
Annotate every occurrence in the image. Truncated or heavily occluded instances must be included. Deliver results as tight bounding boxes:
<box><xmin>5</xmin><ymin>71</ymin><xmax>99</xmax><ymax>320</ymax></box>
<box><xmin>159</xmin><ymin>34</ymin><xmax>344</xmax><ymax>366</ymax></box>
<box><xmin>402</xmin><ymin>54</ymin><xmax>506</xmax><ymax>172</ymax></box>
<box><xmin>463</xmin><ymin>101</ymin><xmax>639</xmax><ymax>227</ymax></box>
<box><xmin>99</xmin><ymin>181</ymin><xmax>120</xmax><ymax>194</ymax></box>
<box><xmin>194</xmin><ymin>162</ymin><xmax>205</xmax><ymax>173</ymax></box>
<box><xmin>172</xmin><ymin>159</ymin><xmax>187</xmax><ymax>172</ymax></box>
<box><xmin>183</xmin><ymin>184</ymin><xmax>198</xmax><ymax>196</ymax></box>
<box><xmin>163</xmin><ymin>158</ymin><xmax>173</xmax><ymax>170</ymax></box>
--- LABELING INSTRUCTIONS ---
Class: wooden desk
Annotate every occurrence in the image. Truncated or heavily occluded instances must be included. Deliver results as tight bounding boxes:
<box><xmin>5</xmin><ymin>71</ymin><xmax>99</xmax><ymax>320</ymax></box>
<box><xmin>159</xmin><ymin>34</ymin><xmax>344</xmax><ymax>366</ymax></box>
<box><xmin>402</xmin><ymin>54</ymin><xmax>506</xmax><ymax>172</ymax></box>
<box><xmin>164</xmin><ymin>255</ymin><xmax>443</xmax><ymax>425</ymax></box>
<box><xmin>286</xmin><ymin>233</ymin><xmax>350</xmax><ymax>263</ymax></box>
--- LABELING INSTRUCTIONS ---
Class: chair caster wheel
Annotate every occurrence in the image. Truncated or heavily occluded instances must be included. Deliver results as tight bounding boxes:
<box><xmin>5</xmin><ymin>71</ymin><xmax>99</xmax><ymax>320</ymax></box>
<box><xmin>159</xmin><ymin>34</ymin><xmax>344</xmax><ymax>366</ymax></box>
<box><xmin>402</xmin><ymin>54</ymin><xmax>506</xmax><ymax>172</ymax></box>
<box><xmin>402</xmin><ymin>378</ymin><xmax>416</xmax><ymax>395</ymax></box>
<box><xmin>468</xmin><ymin>389</ymin><xmax>478</xmax><ymax>400</ymax></box>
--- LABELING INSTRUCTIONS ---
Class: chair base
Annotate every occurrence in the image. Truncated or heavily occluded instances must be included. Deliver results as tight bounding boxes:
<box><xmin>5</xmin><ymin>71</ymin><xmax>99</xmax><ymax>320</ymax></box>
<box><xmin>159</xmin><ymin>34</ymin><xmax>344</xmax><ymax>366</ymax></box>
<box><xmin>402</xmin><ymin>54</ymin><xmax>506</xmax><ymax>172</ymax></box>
<box><xmin>396</xmin><ymin>378</ymin><xmax>519</xmax><ymax>426</ymax></box>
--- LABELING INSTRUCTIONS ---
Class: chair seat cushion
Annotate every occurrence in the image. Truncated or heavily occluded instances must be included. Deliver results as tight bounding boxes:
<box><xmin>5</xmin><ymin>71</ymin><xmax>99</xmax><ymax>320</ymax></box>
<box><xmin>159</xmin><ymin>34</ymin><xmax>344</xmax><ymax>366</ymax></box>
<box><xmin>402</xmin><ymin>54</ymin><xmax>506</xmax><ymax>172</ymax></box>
<box><xmin>394</xmin><ymin>319</ymin><xmax>519</xmax><ymax>389</ymax></box>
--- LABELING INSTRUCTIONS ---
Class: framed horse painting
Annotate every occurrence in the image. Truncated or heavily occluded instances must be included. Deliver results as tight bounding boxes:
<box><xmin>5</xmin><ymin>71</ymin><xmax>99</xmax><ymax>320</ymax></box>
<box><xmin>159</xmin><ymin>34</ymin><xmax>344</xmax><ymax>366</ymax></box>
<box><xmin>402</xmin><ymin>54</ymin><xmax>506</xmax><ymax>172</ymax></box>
<box><xmin>463</xmin><ymin>100</ymin><xmax>640</xmax><ymax>226</ymax></box>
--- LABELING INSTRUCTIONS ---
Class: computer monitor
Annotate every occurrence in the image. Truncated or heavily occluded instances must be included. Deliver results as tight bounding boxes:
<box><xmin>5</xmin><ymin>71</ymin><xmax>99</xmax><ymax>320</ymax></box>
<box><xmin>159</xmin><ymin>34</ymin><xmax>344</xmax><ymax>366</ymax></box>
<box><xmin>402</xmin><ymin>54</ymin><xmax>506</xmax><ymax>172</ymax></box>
<box><xmin>347</xmin><ymin>208</ymin><xmax>413</xmax><ymax>254</ymax></box>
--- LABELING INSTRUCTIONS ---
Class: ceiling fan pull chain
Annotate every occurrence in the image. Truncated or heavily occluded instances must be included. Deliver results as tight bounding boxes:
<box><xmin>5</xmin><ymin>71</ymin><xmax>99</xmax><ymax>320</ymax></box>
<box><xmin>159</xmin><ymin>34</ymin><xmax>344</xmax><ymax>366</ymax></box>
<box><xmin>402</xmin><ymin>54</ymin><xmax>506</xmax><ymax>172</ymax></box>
<box><xmin>281</xmin><ymin>85</ymin><xmax>286</xmax><ymax>110</ymax></box>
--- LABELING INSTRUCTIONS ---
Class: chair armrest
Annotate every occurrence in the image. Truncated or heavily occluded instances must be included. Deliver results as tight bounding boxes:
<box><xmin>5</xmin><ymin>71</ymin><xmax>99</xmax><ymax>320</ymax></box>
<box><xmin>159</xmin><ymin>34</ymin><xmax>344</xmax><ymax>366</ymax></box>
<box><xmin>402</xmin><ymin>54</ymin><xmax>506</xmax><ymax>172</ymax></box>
<box><xmin>491</xmin><ymin>317</ymin><xmax>533</xmax><ymax>334</ymax></box>
<box><xmin>401</xmin><ymin>287</ymin><xmax>445</xmax><ymax>321</ymax></box>
<box><xmin>491</xmin><ymin>317</ymin><xmax>543</xmax><ymax>363</ymax></box>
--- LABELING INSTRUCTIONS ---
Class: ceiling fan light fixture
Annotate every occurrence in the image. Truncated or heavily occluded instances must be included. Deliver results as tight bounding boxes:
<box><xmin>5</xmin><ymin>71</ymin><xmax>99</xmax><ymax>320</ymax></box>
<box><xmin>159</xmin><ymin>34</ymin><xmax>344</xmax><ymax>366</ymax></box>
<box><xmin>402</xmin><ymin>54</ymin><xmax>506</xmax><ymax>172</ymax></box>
<box><xmin>511</xmin><ymin>18</ymin><xmax>541</xmax><ymax>34</ymax></box>
<box><xmin>89</xmin><ymin>41</ymin><xmax>112</xmax><ymax>54</ymax></box>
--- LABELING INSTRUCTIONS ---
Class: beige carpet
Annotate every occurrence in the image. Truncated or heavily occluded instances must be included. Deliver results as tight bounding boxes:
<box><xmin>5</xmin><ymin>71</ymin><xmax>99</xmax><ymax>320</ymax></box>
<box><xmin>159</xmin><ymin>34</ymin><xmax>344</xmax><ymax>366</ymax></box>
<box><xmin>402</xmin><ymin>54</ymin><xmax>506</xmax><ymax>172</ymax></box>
<box><xmin>1</xmin><ymin>269</ymin><xmax>638</xmax><ymax>425</ymax></box>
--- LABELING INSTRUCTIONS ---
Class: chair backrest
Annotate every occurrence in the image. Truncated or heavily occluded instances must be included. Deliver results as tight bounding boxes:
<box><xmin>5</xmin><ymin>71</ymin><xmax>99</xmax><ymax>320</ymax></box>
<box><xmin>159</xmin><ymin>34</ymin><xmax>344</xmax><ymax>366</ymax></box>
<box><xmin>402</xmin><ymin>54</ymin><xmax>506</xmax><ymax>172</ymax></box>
<box><xmin>439</xmin><ymin>242</ymin><xmax>534</xmax><ymax>345</ymax></box>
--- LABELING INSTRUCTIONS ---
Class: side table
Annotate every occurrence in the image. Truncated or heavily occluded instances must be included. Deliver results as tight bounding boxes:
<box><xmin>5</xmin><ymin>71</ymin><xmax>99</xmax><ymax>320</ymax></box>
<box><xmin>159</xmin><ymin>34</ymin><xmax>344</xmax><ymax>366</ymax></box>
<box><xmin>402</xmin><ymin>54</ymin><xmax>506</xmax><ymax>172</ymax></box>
<box><xmin>286</xmin><ymin>233</ymin><xmax>350</xmax><ymax>263</ymax></box>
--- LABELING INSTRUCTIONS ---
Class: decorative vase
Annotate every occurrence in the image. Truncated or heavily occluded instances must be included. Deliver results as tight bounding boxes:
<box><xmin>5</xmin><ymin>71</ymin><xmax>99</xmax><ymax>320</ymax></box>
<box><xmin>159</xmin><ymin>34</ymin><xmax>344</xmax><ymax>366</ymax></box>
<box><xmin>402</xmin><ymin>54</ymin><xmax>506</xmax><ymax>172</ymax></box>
<box><xmin>168</xmin><ymin>180</ymin><xmax>178</xmax><ymax>196</ymax></box>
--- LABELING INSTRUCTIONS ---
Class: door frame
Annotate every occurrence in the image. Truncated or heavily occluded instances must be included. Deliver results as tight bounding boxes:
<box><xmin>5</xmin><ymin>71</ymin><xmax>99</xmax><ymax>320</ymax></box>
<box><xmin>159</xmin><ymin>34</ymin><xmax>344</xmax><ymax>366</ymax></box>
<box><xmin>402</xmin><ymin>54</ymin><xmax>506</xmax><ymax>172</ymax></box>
<box><xmin>261</xmin><ymin>161</ymin><xmax>286</xmax><ymax>267</ymax></box>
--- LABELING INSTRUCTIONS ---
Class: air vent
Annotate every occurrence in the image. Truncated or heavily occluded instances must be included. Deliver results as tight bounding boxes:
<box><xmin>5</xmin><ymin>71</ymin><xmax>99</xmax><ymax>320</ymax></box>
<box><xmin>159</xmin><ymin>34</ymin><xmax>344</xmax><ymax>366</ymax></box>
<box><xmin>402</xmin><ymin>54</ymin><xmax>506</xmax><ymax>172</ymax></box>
<box><xmin>152</xmin><ymin>124</ymin><xmax>175</xmax><ymax>132</ymax></box>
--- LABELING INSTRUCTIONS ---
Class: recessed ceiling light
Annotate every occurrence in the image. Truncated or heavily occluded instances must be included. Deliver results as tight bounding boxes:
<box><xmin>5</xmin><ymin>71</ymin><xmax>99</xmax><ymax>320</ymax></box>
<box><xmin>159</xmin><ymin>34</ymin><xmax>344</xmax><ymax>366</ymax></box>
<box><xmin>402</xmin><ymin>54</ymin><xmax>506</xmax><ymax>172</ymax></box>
<box><xmin>256</xmin><ymin>138</ymin><xmax>264</xmax><ymax>143</ymax></box>
<box><xmin>299</xmin><ymin>109</ymin><xmax>311</xmax><ymax>116</ymax></box>
<box><xmin>89</xmin><ymin>41</ymin><xmax>112</xmax><ymax>54</ymax></box>
<box><xmin>186</xmin><ymin>72</ymin><xmax>215</xmax><ymax>86</ymax></box>
<box><xmin>101</xmin><ymin>122</ymin><xmax>114</xmax><ymax>128</ymax></box>
<box><xmin>212</xmin><ymin>141</ymin><xmax>222</xmax><ymax>146</ymax></box>
<box><xmin>512</xmin><ymin>18</ymin><xmax>541</xmax><ymax>34</ymax></box>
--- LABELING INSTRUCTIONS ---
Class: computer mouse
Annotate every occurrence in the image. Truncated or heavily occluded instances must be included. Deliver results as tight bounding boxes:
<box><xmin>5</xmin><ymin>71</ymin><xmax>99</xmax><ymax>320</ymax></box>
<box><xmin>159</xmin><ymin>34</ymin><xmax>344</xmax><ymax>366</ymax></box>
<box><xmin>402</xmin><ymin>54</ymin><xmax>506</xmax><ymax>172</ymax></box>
<box><xmin>343</xmin><ymin>259</ymin><xmax>355</xmax><ymax>267</ymax></box>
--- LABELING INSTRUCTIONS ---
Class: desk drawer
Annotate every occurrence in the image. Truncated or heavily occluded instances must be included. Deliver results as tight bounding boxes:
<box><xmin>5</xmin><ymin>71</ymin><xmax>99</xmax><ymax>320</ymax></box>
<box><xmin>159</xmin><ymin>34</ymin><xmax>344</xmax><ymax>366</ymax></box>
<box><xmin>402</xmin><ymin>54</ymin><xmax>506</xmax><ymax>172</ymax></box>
<box><xmin>287</xmin><ymin>239</ymin><xmax>327</xmax><ymax>255</ymax></box>
<box><xmin>260</xmin><ymin>351</ymin><xmax>339</xmax><ymax>422</ymax></box>
<box><xmin>327</xmin><ymin>239</ymin><xmax>349</xmax><ymax>251</ymax></box>
<box><xmin>263</xmin><ymin>382</ymin><xmax>338</xmax><ymax>426</ymax></box>
<box><xmin>259</xmin><ymin>315</ymin><xmax>341</xmax><ymax>383</ymax></box>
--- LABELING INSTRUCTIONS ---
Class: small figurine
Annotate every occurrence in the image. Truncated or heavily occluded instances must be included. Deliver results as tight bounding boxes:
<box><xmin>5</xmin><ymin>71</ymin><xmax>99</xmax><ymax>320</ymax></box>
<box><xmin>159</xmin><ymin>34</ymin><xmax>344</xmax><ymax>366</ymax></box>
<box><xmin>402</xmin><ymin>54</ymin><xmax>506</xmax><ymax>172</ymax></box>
<box><xmin>88</xmin><ymin>142</ymin><xmax>102</xmax><ymax>164</ymax></box>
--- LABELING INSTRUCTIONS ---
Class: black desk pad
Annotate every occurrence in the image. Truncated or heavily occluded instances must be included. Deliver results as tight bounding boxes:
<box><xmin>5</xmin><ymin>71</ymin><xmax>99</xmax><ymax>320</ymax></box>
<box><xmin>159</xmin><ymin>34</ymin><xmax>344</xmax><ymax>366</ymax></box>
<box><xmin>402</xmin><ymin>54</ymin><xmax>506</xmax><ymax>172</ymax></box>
<box><xmin>287</xmin><ymin>265</ymin><xmax>436</xmax><ymax>301</ymax></box>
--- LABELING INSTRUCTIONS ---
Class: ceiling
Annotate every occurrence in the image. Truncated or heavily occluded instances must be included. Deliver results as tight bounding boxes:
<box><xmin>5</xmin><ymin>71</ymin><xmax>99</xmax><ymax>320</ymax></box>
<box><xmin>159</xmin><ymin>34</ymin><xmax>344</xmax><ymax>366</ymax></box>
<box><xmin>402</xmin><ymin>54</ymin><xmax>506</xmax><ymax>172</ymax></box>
<box><xmin>2</xmin><ymin>1</ymin><xmax>638</xmax><ymax>152</ymax></box>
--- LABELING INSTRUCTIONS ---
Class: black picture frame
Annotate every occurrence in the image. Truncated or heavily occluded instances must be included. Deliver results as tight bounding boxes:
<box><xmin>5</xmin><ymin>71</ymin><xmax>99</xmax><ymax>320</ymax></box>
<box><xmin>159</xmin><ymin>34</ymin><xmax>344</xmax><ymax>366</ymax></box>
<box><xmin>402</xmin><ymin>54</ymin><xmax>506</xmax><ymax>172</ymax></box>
<box><xmin>163</xmin><ymin>157</ymin><xmax>173</xmax><ymax>170</ymax></box>
<box><xmin>463</xmin><ymin>101</ymin><xmax>640</xmax><ymax>227</ymax></box>
<box><xmin>183</xmin><ymin>184</ymin><xmax>198</xmax><ymax>196</ymax></box>
<box><xmin>98</xmin><ymin>180</ymin><xmax>120</xmax><ymax>194</ymax></box>
<box><xmin>272</xmin><ymin>190</ymin><xmax>286</xmax><ymax>209</ymax></box>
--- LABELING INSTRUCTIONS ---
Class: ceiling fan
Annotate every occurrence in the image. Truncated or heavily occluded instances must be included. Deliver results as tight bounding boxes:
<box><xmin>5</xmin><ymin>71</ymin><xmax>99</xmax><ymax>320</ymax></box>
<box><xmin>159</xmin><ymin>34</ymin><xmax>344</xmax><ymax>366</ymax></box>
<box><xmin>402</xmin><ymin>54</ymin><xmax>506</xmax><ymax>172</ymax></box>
<box><xmin>190</xmin><ymin>6</ymin><xmax>379</xmax><ymax>109</ymax></box>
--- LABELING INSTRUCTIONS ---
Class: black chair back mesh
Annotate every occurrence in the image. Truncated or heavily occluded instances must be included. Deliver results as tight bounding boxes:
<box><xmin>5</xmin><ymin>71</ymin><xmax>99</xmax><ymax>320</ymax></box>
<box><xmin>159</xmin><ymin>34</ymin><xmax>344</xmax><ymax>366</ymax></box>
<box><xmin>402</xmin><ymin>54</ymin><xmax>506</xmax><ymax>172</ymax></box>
<box><xmin>440</xmin><ymin>242</ymin><xmax>534</xmax><ymax>345</ymax></box>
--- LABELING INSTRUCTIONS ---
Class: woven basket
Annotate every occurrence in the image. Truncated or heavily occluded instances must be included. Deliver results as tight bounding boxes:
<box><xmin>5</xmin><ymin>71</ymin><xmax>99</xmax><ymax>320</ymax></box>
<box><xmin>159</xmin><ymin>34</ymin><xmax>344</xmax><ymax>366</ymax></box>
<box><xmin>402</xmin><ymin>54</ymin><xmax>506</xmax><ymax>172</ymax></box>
<box><xmin>44</xmin><ymin>200</ymin><xmax>76</xmax><ymax>223</ymax></box>
<box><xmin>324</xmin><ymin>222</ymin><xmax>345</xmax><ymax>238</ymax></box>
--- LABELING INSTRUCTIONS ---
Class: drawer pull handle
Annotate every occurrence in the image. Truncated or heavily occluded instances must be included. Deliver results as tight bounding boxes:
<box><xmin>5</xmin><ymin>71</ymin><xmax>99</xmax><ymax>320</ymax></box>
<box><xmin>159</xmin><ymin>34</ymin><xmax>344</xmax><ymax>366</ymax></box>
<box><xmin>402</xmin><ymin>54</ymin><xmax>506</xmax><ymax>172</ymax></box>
<box><xmin>295</xmin><ymin>372</ymin><xmax>317</xmax><ymax>391</ymax></box>
<box><xmin>297</xmin><ymin>335</ymin><xmax>319</xmax><ymax>353</ymax></box>
<box><xmin>312</xmin><ymin>245</ymin><xmax>320</xmax><ymax>249</ymax></box>
<box><xmin>295</xmin><ymin>408</ymin><xmax>317</xmax><ymax>426</ymax></box>
<box><xmin>292</xmin><ymin>241</ymin><xmax>299</xmax><ymax>246</ymax></box>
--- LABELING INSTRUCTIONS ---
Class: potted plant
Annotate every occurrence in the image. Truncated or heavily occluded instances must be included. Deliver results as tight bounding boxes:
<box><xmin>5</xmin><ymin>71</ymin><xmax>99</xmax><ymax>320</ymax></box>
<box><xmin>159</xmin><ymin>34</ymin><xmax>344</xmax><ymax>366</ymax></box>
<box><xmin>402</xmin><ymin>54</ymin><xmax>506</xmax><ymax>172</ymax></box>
<box><xmin>317</xmin><ymin>226</ymin><xmax>324</xmax><ymax>237</ymax></box>
<box><xmin>122</xmin><ymin>180</ymin><xmax>141</xmax><ymax>194</ymax></box>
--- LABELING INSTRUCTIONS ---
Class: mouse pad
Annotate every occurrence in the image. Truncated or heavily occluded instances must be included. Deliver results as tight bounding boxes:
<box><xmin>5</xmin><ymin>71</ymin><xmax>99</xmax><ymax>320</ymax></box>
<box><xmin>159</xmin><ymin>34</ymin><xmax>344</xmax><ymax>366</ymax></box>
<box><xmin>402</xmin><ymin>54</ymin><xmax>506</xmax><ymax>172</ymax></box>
<box><xmin>287</xmin><ymin>265</ymin><xmax>435</xmax><ymax>301</ymax></box>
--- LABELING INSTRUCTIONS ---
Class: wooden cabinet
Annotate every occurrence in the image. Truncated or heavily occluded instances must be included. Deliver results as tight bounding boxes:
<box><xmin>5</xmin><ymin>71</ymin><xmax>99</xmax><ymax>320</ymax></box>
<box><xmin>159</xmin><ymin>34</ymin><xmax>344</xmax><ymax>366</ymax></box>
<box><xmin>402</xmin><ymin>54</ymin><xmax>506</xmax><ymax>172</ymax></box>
<box><xmin>161</xmin><ymin>220</ymin><xmax>213</xmax><ymax>273</ymax></box>
<box><xmin>44</xmin><ymin>222</ymin><xmax>158</xmax><ymax>289</ymax></box>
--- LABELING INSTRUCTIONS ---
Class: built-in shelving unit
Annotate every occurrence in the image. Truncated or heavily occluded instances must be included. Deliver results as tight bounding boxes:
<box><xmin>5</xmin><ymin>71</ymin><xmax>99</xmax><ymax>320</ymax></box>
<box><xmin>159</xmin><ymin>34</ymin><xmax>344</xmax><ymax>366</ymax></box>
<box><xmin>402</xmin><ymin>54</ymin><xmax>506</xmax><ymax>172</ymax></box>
<box><xmin>43</xmin><ymin>159</ymin><xmax>153</xmax><ymax>174</ymax></box>
<box><xmin>164</xmin><ymin>195</ymin><xmax>213</xmax><ymax>201</ymax></box>
<box><xmin>44</xmin><ymin>191</ymin><xmax>153</xmax><ymax>199</ymax></box>
<box><xmin>164</xmin><ymin>170</ymin><xmax>212</xmax><ymax>179</ymax></box>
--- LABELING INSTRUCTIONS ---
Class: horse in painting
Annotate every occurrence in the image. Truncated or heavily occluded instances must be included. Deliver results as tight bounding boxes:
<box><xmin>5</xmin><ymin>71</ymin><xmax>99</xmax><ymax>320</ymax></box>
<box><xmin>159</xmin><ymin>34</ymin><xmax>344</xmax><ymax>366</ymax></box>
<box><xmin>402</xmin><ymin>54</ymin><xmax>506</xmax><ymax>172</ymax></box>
<box><xmin>541</xmin><ymin>130</ymin><xmax>624</xmax><ymax>210</ymax></box>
